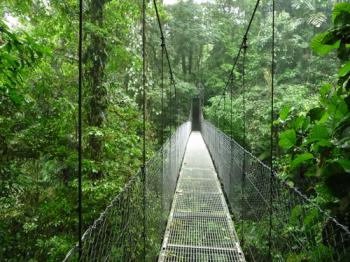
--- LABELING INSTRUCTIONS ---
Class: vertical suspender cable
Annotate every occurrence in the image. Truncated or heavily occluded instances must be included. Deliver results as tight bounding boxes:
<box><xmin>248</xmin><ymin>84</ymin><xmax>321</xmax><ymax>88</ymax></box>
<box><xmin>223</xmin><ymin>92</ymin><xmax>226</xmax><ymax>132</ymax></box>
<box><xmin>212</xmin><ymin>0</ymin><xmax>260</xmax><ymax>128</ymax></box>
<box><xmin>173</xmin><ymin>73</ymin><xmax>177</xmax><ymax>168</ymax></box>
<box><xmin>142</xmin><ymin>0</ymin><xmax>147</xmax><ymax>260</ymax></box>
<box><xmin>170</xmin><ymin>78</ymin><xmax>174</xmax><ymax>133</ymax></box>
<box><xmin>230</xmin><ymin>75</ymin><xmax>234</xmax><ymax>228</ymax></box>
<box><xmin>161</xmin><ymin>38</ymin><xmax>165</xmax><ymax>157</ymax></box>
<box><xmin>168</xmin><ymin>76</ymin><xmax>173</xmax><ymax>179</ymax></box>
<box><xmin>241</xmin><ymin>36</ymin><xmax>248</xmax><ymax>247</ymax></box>
<box><xmin>161</xmin><ymin>37</ymin><xmax>165</xmax><ymax>215</ymax></box>
<box><xmin>174</xmin><ymin>79</ymin><xmax>177</xmax><ymax>122</ymax></box>
<box><xmin>174</xmin><ymin>80</ymin><xmax>178</xmax><ymax>126</ymax></box>
<box><xmin>172</xmin><ymin>78</ymin><xmax>177</xmax><ymax>168</ymax></box>
<box><xmin>153</xmin><ymin>0</ymin><xmax>176</xmax><ymax>135</ymax></box>
<box><xmin>78</xmin><ymin>0</ymin><xmax>83</xmax><ymax>259</ymax></box>
<box><xmin>269</xmin><ymin>0</ymin><xmax>276</xmax><ymax>259</ymax></box>
<box><xmin>230</xmin><ymin>76</ymin><xmax>233</xmax><ymax>139</ymax></box>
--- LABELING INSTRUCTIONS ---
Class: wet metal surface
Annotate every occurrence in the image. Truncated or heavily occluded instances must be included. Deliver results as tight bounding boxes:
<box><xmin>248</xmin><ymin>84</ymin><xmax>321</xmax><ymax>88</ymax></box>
<box><xmin>159</xmin><ymin>132</ymin><xmax>245</xmax><ymax>262</ymax></box>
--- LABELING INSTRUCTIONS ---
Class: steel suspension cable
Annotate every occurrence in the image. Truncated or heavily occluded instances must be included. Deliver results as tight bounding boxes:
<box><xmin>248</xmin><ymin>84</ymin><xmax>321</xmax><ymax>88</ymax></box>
<box><xmin>153</xmin><ymin>0</ymin><xmax>180</xmax><ymax>177</ymax></box>
<box><xmin>169</xmin><ymin>78</ymin><xmax>174</xmax><ymax>134</ymax></box>
<box><xmin>78</xmin><ymin>0</ymin><xmax>83</xmax><ymax>259</ymax></box>
<box><xmin>160</xmin><ymin>35</ymin><xmax>165</xmax><ymax>215</ymax></box>
<box><xmin>153</xmin><ymin>0</ymin><xmax>176</xmax><ymax>86</ymax></box>
<box><xmin>142</xmin><ymin>0</ymin><xmax>147</xmax><ymax>260</ymax></box>
<box><xmin>171</xmin><ymin>77</ymin><xmax>176</xmax><ymax>129</ymax></box>
<box><xmin>153</xmin><ymin>0</ymin><xmax>180</xmax><ymax>225</ymax></box>
<box><xmin>241</xmin><ymin>36</ymin><xmax>248</xmax><ymax>247</ymax></box>
<box><xmin>223</xmin><ymin>92</ymin><xmax>227</xmax><ymax>131</ymax></box>
<box><xmin>269</xmin><ymin>0</ymin><xmax>276</xmax><ymax>259</ymax></box>
<box><xmin>161</xmin><ymin>41</ymin><xmax>165</xmax><ymax>148</ymax></box>
<box><xmin>174</xmin><ymin>79</ymin><xmax>178</xmax><ymax>126</ymax></box>
<box><xmin>229</xmin><ymin>72</ymin><xmax>234</xmax><ymax>242</ymax></box>
<box><xmin>213</xmin><ymin>0</ymin><xmax>261</xmax><ymax>121</ymax></box>
<box><xmin>173</xmin><ymin>76</ymin><xmax>178</xmax><ymax>177</ymax></box>
<box><xmin>153</xmin><ymin>0</ymin><xmax>178</xmax><ymax>131</ymax></box>
<box><xmin>230</xmin><ymin>78</ymin><xmax>233</xmax><ymax>138</ymax></box>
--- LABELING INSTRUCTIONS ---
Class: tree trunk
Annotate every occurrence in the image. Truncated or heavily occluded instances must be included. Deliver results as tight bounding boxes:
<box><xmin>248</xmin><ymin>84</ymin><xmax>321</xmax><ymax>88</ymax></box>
<box><xmin>181</xmin><ymin>51</ymin><xmax>186</xmax><ymax>75</ymax></box>
<box><xmin>86</xmin><ymin>0</ymin><xmax>108</xmax><ymax>178</ymax></box>
<box><xmin>188</xmin><ymin>47</ymin><xmax>193</xmax><ymax>76</ymax></box>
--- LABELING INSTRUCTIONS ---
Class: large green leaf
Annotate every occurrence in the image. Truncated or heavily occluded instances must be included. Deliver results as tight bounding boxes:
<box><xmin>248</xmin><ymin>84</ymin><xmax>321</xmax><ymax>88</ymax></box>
<box><xmin>319</xmin><ymin>83</ymin><xmax>332</xmax><ymax>97</ymax></box>
<box><xmin>291</xmin><ymin>153</ymin><xmax>314</xmax><ymax>169</ymax></box>
<box><xmin>311</xmin><ymin>32</ymin><xmax>340</xmax><ymax>56</ymax></box>
<box><xmin>332</xmin><ymin>3</ymin><xmax>350</xmax><ymax>22</ymax></box>
<box><xmin>339</xmin><ymin>61</ymin><xmax>350</xmax><ymax>77</ymax></box>
<box><xmin>309</xmin><ymin>125</ymin><xmax>330</xmax><ymax>141</ymax></box>
<box><xmin>307</xmin><ymin>107</ymin><xmax>324</xmax><ymax>121</ymax></box>
<box><xmin>336</xmin><ymin>159</ymin><xmax>350</xmax><ymax>173</ymax></box>
<box><xmin>279</xmin><ymin>105</ymin><xmax>292</xmax><ymax>121</ymax></box>
<box><xmin>334</xmin><ymin>11</ymin><xmax>350</xmax><ymax>27</ymax></box>
<box><xmin>279</xmin><ymin>129</ymin><xmax>297</xmax><ymax>149</ymax></box>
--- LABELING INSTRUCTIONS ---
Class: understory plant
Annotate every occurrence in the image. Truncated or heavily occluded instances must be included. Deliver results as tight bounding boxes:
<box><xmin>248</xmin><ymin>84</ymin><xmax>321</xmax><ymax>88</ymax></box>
<box><xmin>277</xmin><ymin>1</ymin><xmax>350</xmax><ymax>240</ymax></box>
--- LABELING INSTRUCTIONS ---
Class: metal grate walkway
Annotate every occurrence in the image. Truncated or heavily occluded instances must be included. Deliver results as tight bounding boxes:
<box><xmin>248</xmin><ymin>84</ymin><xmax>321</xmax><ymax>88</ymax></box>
<box><xmin>159</xmin><ymin>132</ymin><xmax>245</xmax><ymax>261</ymax></box>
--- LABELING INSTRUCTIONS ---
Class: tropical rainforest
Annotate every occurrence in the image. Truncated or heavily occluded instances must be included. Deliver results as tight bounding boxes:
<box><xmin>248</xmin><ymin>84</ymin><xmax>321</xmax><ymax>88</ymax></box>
<box><xmin>1</xmin><ymin>0</ymin><xmax>350</xmax><ymax>261</ymax></box>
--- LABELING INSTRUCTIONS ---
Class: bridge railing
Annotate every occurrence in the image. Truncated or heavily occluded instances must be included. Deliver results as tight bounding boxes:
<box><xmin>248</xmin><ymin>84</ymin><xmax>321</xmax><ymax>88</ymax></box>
<box><xmin>201</xmin><ymin>118</ymin><xmax>350</xmax><ymax>261</ymax></box>
<box><xmin>64</xmin><ymin>121</ymin><xmax>191</xmax><ymax>261</ymax></box>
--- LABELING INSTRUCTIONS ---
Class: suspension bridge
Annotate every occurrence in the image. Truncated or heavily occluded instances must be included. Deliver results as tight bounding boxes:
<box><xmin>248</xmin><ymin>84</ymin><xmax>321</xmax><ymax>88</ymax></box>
<box><xmin>63</xmin><ymin>103</ymin><xmax>350</xmax><ymax>261</ymax></box>
<box><xmin>62</xmin><ymin>0</ymin><xmax>350</xmax><ymax>261</ymax></box>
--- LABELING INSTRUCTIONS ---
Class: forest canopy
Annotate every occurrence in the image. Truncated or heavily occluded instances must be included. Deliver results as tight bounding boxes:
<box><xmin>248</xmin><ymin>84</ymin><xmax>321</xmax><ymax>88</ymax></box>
<box><xmin>1</xmin><ymin>0</ymin><xmax>349</xmax><ymax>261</ymax></box>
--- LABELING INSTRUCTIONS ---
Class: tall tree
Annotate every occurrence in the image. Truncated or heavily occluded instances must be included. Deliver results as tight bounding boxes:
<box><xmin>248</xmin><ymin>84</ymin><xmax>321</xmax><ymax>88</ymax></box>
<box><xmin>85</xmin><ymin>0</ymin><xmax>108</xmax><ymax>178</ymax></box>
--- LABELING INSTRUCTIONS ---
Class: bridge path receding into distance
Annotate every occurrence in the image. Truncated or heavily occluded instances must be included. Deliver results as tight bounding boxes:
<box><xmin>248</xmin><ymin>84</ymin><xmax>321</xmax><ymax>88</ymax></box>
<box><xmin>158</xmin><ymin>131</ymin><xmax>245</xmax><ymax>262</ymax></box>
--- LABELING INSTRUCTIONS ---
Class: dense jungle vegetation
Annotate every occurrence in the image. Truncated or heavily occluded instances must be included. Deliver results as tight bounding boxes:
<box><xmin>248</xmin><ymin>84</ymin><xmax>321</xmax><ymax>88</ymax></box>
<box><xmin>1</xmin><ymin>0</ymin><xmax>349</xmax><ymax>261</ymax></box>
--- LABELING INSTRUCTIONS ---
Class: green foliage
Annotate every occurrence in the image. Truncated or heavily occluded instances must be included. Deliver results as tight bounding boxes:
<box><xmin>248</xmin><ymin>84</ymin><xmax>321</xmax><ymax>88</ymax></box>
<box><xmin>0</xmin><ymin>0</ymin><xmax>155</xmax><ymax>260</ymax></box>
<box><xmin>0</xmin><ymin>22</ymin><xmax>45</xmax><ymax>107</ymax></box>
<box><xmin>277</xmin><ymin>1</ymin><xmax>350</xmax><ymax>243</ymax></box>
<box><xmin>279</xmin><ymin>129</ymin><xmax>297</xmax><ymax>149</ymax></box>
<box><xmin>201</xmin><ymin>1</ymin><xmax>349</xmax><ymax>260</ymax></box>
<box><xmin>311</xmin><ymin>3</ymin><xmax>350</xmax><ymax>60</ymax></box>
<box><xmin>205</xmin><ymin>83</ymin><xmax>318</xmax><ymax>158</ymax></box>
<box><xmin>2</xmin><ymin>0</ymin><xmax>350</xmax><ymax>260</ymax></box>
<box><xmin>311</xmin><ymin>32</ymin><xmax>340</xmax><ymax>56</ymax></box>
<box><xmin>291</xmin><ymin>153</ymin><xmax>314</xmax><ymax>169</ymax></box>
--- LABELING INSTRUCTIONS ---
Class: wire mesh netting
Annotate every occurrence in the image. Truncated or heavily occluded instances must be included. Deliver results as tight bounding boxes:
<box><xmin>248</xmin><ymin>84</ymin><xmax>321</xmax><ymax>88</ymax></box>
<box><xmin>202</xmin><ymin>0</ymin><xmax>350</xmax><ymax>260</ymax></box>
<box><xmin>201</xmin><ymin>118</ymin><xmax>350</xmax><ymax>261</ymax></box>
<box><xmin>63</xmin><ymin>121</ymin><xmax>191</xmax><ymax>261</ymax></box>
<box><xmin>159</xmin><ymin>132</ymin><xmax>245</xmax><ymax>262</ymax></box>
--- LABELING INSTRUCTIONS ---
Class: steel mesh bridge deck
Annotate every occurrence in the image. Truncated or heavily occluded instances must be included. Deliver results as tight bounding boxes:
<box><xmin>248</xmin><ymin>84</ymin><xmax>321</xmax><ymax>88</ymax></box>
<box><xmin>159</xmin><ymin>132</ymin><xmax>245</xmax><ymax>262</ymax></box>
